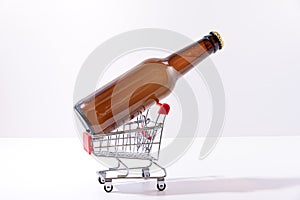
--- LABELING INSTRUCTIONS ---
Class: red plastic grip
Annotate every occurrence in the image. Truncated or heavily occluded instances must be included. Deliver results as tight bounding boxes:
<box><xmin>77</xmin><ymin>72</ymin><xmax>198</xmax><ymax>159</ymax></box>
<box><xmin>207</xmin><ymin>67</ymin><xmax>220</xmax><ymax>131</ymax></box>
<box><xmin>83</xmin><ymin>132</ymin><xmax>93</xmax><ymax>155</ymax></box>
<box><xmin>157</xmin><ymin>103</ymin><xmax>170</xmax><ymax>115</ymax></box>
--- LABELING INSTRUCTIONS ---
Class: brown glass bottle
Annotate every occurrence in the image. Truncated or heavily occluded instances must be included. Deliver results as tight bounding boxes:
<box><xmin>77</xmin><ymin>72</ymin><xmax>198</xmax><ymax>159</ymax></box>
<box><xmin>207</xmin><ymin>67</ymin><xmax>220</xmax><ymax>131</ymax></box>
<box><xmin>75</xmin><ymin>31</ymin><xmax>224</xmax><ymax>134</ymax></box>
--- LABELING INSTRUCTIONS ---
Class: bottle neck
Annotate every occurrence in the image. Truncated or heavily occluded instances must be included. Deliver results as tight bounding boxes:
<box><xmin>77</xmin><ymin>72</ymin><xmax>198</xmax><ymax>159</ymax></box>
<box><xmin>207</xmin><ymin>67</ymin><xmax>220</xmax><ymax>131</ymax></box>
<box><xmin>165</xmin><ymin>32</ymin><xmax>223</xmax><ymax>75</ymax></box>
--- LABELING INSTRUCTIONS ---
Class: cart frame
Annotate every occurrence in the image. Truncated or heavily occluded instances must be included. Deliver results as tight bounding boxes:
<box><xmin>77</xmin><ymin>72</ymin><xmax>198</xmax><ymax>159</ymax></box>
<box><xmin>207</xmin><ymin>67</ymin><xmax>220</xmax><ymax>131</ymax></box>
<box><xmin>81</xmin><ymin>103</ymin><xmax>170</xmax><ymax>192</ymax></box>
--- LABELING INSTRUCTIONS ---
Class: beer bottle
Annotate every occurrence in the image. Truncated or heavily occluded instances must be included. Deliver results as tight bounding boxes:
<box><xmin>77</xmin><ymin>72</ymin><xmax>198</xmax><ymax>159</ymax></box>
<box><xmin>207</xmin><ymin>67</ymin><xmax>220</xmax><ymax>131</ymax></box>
<box><xmin>75</xmin><ymin>31</ymin><xmax>224</xmax><ymax>134</ymax></box>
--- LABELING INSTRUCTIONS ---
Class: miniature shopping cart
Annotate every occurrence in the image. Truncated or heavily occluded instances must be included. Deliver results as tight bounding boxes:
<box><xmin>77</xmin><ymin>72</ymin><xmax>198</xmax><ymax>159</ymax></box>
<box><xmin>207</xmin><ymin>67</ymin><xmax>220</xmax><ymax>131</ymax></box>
<box><xmin>80</xmin><ymin>103</ymin><xmax>170</xmax><ymax>193</ymax></box>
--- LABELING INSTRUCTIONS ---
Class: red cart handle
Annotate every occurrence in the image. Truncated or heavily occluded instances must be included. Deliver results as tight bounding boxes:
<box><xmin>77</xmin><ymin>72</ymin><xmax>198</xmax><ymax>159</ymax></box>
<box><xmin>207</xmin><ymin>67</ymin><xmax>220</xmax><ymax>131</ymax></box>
<box><xmin>157</xmin><ymin>102</ymin><xmax>170</xmax><ymax>115</ymax></box>
<box><xmin>83</xmin><ymin>132</ymin><xmax>93</xmax><ymax>155</ymax></box>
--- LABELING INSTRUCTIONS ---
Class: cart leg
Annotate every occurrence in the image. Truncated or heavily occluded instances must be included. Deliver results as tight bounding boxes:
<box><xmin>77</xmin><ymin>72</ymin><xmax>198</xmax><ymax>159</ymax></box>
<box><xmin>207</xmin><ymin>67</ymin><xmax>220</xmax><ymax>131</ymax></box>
<box><xmin>109</xmin><ymin>159</ymin><xmax>121</xmax><ymax>170</ymax></box>
<box><xmin>152</xmin><ymin>161</ymin><xmax>167</xmax><ymax>177</ymax></box>
<box><xmin>116</xmin><ymin>158</ymin><xmax>129</xmax><ymax>178</ymax></box>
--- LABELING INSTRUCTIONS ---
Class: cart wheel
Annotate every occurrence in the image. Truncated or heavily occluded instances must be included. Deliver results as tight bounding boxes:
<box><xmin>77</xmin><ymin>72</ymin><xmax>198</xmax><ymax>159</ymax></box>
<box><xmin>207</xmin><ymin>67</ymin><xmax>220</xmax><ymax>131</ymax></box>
<box><xmin>157</xmin><ymin>183</ymin><xmax>166</xmax><ymax>191</ymax></box>
<box><xmin>142</xmin><ymin>171</ymin><xmax>150</xmax><ymax>178</ymax></box>
<box><xmin>98</xmin><ymin>177</ymin><xmax>105</xmax><ymax>184</ymax></box>
<box><xmin>142</xmin><ymin>168</ymin><xmax>150</xmax><ymax>178</ymax></box>
<box><xmin>104</xmin><ymin>185</ymin><xmax>113</xmax><ymax>193</ymax></box>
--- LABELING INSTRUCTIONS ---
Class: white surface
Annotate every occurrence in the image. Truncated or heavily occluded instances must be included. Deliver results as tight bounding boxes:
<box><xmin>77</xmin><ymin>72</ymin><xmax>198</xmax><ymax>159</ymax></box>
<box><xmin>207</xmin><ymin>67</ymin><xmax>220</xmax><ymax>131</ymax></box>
<box><xmin>0</xmin><ymin>0</ymin><xmax>300</xmax><ymax>137</ymax></box>
<box><xmin>1</xmin><ymin>137</ymin><xmax>300</xmax><ymax>199</ymax></box>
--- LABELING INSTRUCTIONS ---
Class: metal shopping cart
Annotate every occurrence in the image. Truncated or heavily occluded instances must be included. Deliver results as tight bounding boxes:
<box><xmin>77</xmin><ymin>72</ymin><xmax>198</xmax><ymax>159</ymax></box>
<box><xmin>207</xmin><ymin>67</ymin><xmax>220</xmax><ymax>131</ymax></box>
<box><xmin>81</xmin><ymin>103</ymin><xmax>170</xmax><ymax>193</ymax></box>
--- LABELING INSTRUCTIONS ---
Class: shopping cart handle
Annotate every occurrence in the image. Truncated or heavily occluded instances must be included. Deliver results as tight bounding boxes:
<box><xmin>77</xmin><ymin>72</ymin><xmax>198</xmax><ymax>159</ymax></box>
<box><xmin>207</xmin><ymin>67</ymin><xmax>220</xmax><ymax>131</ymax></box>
<box><xmin>83</xmin><ymin>132</ymin><xmax>93</xmax><ymax>155</ymax></box>
<box><xmin>157</xmin><ymin>103</ymin><xmax>170</xmax><ymax>115</ymax></box>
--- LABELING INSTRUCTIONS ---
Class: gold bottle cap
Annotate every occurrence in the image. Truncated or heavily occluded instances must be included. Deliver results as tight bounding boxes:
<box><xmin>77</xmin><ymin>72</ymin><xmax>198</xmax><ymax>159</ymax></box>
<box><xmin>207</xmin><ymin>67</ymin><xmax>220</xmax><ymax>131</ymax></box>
<box><xmin>210</xmin><ymin>31</ymin><xmax>224</xmax><ymax>50</ymax></box>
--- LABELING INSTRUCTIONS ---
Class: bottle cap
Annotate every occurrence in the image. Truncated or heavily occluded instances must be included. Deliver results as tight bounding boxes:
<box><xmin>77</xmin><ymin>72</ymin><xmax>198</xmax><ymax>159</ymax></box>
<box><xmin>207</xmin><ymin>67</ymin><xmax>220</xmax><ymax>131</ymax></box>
<box><xmin>210</xmin><ymin>31</ymin><xmax>224</xmax><ymax>50</ymax></box>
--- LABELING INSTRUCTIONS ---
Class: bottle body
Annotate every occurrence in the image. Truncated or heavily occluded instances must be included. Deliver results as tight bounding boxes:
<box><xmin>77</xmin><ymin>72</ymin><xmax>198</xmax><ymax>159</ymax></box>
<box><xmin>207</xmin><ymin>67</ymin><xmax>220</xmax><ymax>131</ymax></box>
<box><xmin>75</xmin><ymin>59</ymin><xmax>177</xmax><ymax>134</ymax></box>
<box><xmin>75</xmin><ymin>32</ymin><xmax>223</xmax><ymax>134</ymax></box>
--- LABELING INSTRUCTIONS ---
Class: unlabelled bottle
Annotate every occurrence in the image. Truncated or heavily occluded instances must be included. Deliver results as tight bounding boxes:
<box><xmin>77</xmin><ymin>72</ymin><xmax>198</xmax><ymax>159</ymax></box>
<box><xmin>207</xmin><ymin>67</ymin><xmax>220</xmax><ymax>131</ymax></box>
<box><xmin>74</xmin><ymin>31</ymin><xmax>224</xmax><ymax>134</ymax></box>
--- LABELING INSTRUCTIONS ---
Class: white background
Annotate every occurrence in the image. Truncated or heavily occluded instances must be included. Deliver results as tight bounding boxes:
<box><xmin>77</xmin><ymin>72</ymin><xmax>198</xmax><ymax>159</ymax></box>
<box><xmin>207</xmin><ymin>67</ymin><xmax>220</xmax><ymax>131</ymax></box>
<box><xmin>1</xmin><ymin>1</ymin><xmax>300</xmax><ymax>199</ymax></box>
<box><xmin>0</xmin><ymin>0</ymin><xmax>300</xmax><ymax>137</ymax></box>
